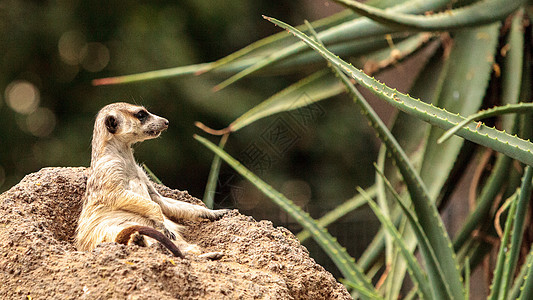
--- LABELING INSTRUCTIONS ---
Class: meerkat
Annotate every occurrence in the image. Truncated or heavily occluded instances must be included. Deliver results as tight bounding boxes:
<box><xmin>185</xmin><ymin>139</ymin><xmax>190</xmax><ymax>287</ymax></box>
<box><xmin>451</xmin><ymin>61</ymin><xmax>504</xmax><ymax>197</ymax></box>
<box><xmin>76</xmin><ymin>102</ymin><xmax>228</xmax><ymax>257</ymax></box>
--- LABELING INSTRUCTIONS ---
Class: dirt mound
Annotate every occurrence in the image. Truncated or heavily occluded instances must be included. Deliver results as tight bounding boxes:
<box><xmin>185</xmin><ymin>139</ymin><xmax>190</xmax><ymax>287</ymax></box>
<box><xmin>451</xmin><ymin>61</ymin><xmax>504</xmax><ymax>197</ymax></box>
<box><xmin>0</xmin><ymin>167</ymin><xmax>350</xmax><ymax>299</ymax></box>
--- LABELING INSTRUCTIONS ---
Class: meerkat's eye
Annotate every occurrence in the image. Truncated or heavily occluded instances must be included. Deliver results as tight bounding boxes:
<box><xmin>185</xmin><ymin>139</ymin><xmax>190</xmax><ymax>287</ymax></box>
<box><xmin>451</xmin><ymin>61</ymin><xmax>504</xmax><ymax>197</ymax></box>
<box><xmin>134</xmin><ymin>110</ymin><xmax>149</xmax><ymax>122</ymax></box>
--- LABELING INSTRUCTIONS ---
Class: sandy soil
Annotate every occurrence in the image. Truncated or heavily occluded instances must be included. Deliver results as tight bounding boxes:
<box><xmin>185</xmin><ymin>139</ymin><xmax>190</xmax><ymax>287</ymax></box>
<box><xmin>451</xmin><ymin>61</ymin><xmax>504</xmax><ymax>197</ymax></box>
<box><xmin>0</xmin><ymin>167</ymin><xmax>350</xmax><ymax>299</ymax></box>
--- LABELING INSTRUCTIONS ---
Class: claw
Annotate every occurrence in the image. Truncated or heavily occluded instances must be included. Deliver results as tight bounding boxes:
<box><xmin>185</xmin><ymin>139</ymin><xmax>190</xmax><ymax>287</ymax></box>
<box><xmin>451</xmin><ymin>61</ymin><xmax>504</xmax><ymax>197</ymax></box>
<box><xmin>163</xmin><ymin>227</ymin><xmax>176</xmax><ymax>240</ymax></box>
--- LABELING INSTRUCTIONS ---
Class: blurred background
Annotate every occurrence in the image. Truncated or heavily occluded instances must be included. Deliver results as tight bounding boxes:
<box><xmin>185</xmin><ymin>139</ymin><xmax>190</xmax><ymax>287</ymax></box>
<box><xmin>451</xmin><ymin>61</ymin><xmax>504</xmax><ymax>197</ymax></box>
<box><xmin>0</xmin><ymin>0</ymin><xmax>406</xmax><ymax>276</ymax></box>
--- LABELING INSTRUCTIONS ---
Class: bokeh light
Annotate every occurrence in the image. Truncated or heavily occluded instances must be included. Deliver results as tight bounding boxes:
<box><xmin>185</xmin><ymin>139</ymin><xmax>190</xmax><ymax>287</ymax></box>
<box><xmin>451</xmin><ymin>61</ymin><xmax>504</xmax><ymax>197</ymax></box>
<box><xmin>232</xmin><ymin>180</ymin><xmax>262</xmax><ymax>210</ymax></box>
<box><xmin>80</xmin><ymin>42</ymin><xmax>110</xmax><ymax>72</ymax></box>
<box><xmin>26</xmin><ymin>107</ymin><xmax>56</xmax><ymax>137</ymax></box>
<box><xmin>4</xmin><ymin>80</ymin><xmax>40</xmax><ymax>115</ymax></box>
<box><xmin>281</xmin><ymin>180</ymin><xmax>311</xmax><ymax>207</ymax></box>
<box><xmin>58</xmin><ymin>30</ymin><xmax>87</xmax><ymax>65</ymax></box>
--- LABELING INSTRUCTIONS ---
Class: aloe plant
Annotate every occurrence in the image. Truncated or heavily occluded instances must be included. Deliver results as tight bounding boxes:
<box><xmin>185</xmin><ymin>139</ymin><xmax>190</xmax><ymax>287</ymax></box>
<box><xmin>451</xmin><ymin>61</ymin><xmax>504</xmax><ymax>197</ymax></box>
<box><xmin>95</xmin><ymin>1</ymin><xmax>533</xmax><ymax>298</ymax></box>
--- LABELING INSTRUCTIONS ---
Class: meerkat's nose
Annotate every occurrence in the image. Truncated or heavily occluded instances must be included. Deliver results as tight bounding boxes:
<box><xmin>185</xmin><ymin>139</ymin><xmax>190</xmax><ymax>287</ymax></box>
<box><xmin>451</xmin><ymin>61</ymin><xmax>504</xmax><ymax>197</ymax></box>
<box><xmin>164</xmin><ymin>119</ymin><xmax>169</xmax><ymax>126</ymax></box>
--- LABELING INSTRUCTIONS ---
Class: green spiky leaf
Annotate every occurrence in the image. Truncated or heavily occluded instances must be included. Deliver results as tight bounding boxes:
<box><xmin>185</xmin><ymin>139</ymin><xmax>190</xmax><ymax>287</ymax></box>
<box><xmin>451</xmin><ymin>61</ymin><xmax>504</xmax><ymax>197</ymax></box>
<box><xmin>194</xmin><ymin>134</ymin><xmax>379</xmax><ymax>298</ymax></box>
<box><xmin>332</xmin><ymin>0</ymin><xmax>525</xmax><ymax>31</ymax></box>
<box><xmin>264</xmin><ymin>16</ymin><xmax>533</xmax><ymax>166</ymax></box>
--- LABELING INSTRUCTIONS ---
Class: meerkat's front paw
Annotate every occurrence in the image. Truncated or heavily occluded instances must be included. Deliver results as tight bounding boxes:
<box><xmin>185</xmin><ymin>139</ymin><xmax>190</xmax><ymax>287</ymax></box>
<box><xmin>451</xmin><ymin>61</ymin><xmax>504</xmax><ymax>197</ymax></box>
<box><xmin>199</xmin><ymin>252</ymin><xmax>224</xmax><ymax>260</ymax></box>
<box><xmin>179</xmin><ymin>243</ymin><xmax>225</xmax><ymax>260</ymax></box>
<box><xmin>179</xmin><ymin>243</ymin><xmax>202</xmax><ymax>255</ymax></box>
<box><xmin>203</xmin><ymin>208</ymin><xmax>230</xmax><ymax>221</ymax></box>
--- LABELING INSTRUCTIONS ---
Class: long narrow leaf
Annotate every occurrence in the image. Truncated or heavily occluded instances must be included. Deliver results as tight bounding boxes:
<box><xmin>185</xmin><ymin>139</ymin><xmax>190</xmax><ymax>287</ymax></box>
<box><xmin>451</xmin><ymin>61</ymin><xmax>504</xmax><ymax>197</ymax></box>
<box><xmin>465</xmin><ymin>257</ymin><xmax>470</xmax><ymax>300</ymax></box>
<box><xmin>488</xmin><ymin>190</ymin><xmax>519</xmax><ymax>300</ymax></box>
<box><xmin>518</xmin><ymin>247</ymin><xmax>533</xmax><ymax>300</ymax></box>
<box><xmin>343</xmin><ymin>280</ymin><xmax>385</xmax><ymax>300</ymax></box>
<box><xmin>383</xmin><ymin>220</ymin><xmax>413</xmax><ymax>300</ymax></box>
<box><xmin>358</xmin><ymin>187</ymin><xmax>432</xmax><ymax>300</ymax></box>
<box><xmin>332</xmin><ymin>0</ymin><xmax>525</xmax><ymax>31</ymax></box>
<box><xmin>93</xmin><ymin>62</ymin><xmax>214</xmax><ymax>86</ymax></box>
<box><xmin>91</xmin><ymin>35</ymin><xmax>390</xmax><ymax>86</ymax></box>
<box><xmin>374</xmin><ymin>167</ymin><xmax>453</xmax><ymax>299</ymax></box>
<box><xmin>93</xmin><ymin>32</ymin><xmax>412</xmax><ymax>86</ymax></box>
<box><xmin>375</xmin><ymin>150</ymin><xmax>394</xmax><ymax>269</ymax></box>
<box><xmin>499</xmin><ymin>166</ymin><xmax>533</xmax><ymax>299</ymax></box>
<box><xmin>203</xmin><ymin>134</ymin><xmax>229</xmax><ymax>208</ymax></box>
<box><xmin>510</xmin><ymin>244</ymin><xmax>533</xmax><ymax>299</ymax></box>
<box><xmin>194</xmin><ymin>135</ymin><xmax>379</xmax><ymax>298</ymax></box>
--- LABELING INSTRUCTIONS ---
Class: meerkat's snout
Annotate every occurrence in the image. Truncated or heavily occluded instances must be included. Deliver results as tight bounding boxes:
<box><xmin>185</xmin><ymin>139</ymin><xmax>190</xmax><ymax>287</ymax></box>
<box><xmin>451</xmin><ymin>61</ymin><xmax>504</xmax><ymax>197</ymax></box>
<box><xmin>129</xmin><ymin>107</ymin><xmax>169</xmax><ymax>139</ymax></box>
<box><xmin>144</xmin><ymin>116</ymin><xmax>169</xmax><ymax>138</ymax></box>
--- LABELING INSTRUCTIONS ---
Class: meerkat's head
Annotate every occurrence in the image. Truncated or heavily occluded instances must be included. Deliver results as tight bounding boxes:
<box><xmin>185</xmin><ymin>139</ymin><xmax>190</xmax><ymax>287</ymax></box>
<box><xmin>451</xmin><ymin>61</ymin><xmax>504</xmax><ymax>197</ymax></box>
<box><xmin>94</xmin><ymin>102</ymin><xmax>169</xmax><ymax>147</ymax></box>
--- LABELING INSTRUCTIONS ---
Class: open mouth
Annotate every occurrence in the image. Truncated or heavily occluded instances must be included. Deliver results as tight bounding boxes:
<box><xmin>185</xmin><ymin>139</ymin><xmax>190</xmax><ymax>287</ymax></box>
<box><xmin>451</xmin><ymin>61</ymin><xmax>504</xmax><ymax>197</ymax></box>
<box><xmin>147</xmin><ymin>130</ymin><xmax>161</xmax><ymax>137</ymax></box>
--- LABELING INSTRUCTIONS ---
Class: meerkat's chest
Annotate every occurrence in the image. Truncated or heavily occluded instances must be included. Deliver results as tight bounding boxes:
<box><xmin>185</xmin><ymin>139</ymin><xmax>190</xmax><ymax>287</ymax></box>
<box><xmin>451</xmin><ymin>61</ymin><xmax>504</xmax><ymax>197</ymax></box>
<box><xmin>128</xmin><ymin>177</ymin><xmax>151</xmax><ymax>198</ymax></box>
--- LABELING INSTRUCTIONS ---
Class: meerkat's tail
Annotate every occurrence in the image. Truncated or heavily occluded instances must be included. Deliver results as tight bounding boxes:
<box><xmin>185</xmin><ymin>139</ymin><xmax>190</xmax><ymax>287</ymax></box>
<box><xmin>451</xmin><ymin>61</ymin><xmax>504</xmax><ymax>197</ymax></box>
<box><xmin>116</xmin><ymin>225</ymin><xmax>183</xmax><ymax>258</ymax></box>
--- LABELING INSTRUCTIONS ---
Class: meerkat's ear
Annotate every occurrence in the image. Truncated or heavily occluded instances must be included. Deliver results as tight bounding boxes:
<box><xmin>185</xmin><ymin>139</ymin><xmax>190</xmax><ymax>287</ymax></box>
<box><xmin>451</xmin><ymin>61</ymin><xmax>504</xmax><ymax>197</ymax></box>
<box><xmin>105</xmin><ymin>115</ymin><xmax>119</xmax><ymax>134</ymax></box>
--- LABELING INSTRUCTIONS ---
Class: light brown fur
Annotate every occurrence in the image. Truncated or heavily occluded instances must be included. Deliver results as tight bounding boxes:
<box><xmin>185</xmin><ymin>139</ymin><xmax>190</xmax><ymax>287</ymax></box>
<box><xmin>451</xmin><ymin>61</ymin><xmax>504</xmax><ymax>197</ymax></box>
<box><xmin>76</xmin><ymin>102</ymin><xmax>228</xmax><ymax>255</ymax></box>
